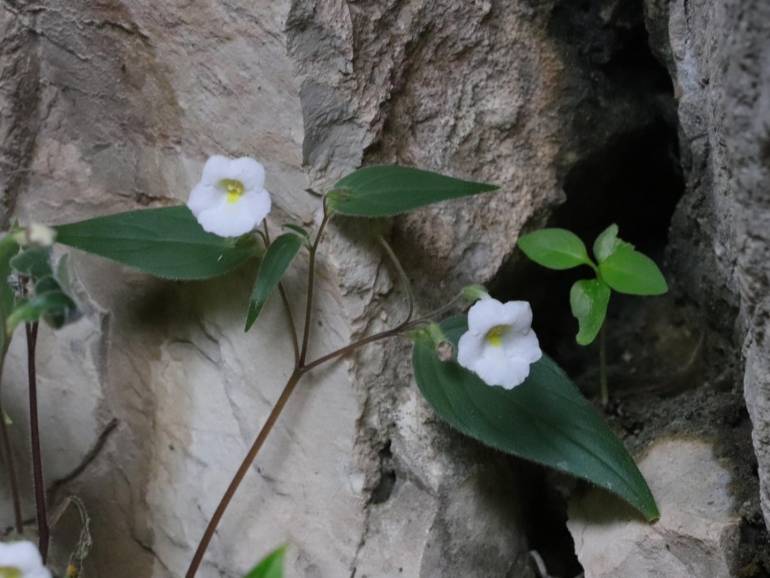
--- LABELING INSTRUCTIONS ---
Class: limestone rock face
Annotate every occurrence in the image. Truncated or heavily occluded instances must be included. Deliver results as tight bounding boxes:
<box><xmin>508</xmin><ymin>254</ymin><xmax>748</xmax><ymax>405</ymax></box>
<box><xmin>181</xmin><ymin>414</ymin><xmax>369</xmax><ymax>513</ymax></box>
<box><xmin>567</xmin><ymin>438</ymin><xmax>740</xmax><ymax>578</ymax></box>
<box><xmin>0</xmin><ymin>1</ymin><xmax>581</xmax><ymax>576</ymax></box>
<box><xmin>1</xmin><ymin>0</ymin><xmax>769</xmax><ymax>576</ymax></box>
<box><xmin>644</xmin><ymin>0</ymin><xmax>770</xmax><ymax>528</ymax></box>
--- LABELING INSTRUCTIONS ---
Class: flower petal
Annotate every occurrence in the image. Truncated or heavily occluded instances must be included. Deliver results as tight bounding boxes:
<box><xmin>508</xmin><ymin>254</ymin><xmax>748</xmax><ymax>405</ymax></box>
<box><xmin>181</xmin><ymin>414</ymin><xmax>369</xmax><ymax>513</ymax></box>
<box><xmin>502</xmin><ymin>329</ymin><xmax>542</xmax><ymax>364</ymax></box>
<box><xmin>227</xmin><ymin>157</ymin><xmax>266</xmax><ymax>191</ymax></box>
<box><xmin>187</xmin><ymin>182</ymin><xmax>220</xmax><ymax>216</ymax></box>
<box><xmin>500</xmin><ymin>301</ymin><xmax>533</xmax><ymax>333</ymax></box>
<box><xmin>200</xmin><ymin>155</ymin><xmax>231</xmax><ymax>186</ymax></box>
<box><xmin>467</xmin><ymin>298</ymin><xmax>506</xmax><ymax>334</ymax></box>
<box><xmin>457</xmin><ymin>330</ymin><xmax>484</xmax><ymax>370</ymax></box>
<box><xmin>472</xmin><ymin>346</ymin><xmax>513</xmax><ymax>388</ymax></box>
<box><xmin>0</xmin><ymin>541</ymin><xmax>51</xmax><ymax>578</ymax></box>
<box><xmin>474</xmin><ymin>345</ymin><xmax>532</xmax><ymax>389</ymax></box>
<box><xmin>196</xmin><ymin>188</ymin><xmax>271</xmax><ymax>237</ymax></box>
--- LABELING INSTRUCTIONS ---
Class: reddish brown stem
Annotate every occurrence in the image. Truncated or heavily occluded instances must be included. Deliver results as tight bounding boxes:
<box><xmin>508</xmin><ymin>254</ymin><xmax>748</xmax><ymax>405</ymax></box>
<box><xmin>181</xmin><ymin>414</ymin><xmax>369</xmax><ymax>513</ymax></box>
<box><xmin>299</xmin><ymin>207</ymin><xmax>330</xmax><ymax>365</ymax></box>
<box><xmin>303</xmin><ymin>291</ymin><xmax>467</xmax><ymax>373</ymax></box>
<box><xmin>26</xmin><ymin>321</ymin><xmax>48</xmax><ymax>560</ymax></box>
<box><xmin>185</xmin><ymin>212</ymin><xmax>462</xmax><ymax>576</ymax></box>
<box><xmin>185</xmin><ymin>369</ymin><xmax>303</xmax><ymax>578</ymax></box>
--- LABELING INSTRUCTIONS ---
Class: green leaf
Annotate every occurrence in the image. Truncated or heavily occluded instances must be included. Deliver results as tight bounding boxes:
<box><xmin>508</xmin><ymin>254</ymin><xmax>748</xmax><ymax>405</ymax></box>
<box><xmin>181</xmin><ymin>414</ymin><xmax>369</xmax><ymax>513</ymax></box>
<box><xmin>245</xmin><ymin>233</ymin><xmax>303</xmax><ymax>331</ymax></box>
<box><xmin>244</xmin><ymin>546</ymin><xmax>285</xmax><ymax>578</ymax></box>
<box><xmin>10</xmin><ymin>247</ymin><xmax>53</xmax><ymax>279</ymax></box>
<box><xmin>412</xmin><ymin>316</ymin><xmax>659</xmax><ymax>521</ymax></box>
<box><xmin>518</xmin><ymin>228</ymin><xmax>592</xmax><ymax>270</ymax></box>
<box><xmin>34</xmin><ymin>275</ymin><xmax>61</xmax><ymax>295</ymax></box>
<box><xmin>7</xmin><ymin>290</ymin><xmax>76</xmax><ymax>333</ymax></box>
<box><xmin>593</xmin><ymin>223</ymin><xmax>620</xmax><ymax>262</ymax></box>
<box><xmin>327</xmin><ymin>165</ymin><xmax>498</xmax><ymax>217</ymax></box>
<box><xmin>55</xmin><ymin>206</ymin><xmax>260</xmax><ymax>280</ymax></box>
<box><xmin>599</xmin><ymin>244</ymin><xmax>668</xmax><ymax>296</ymax></box>
<box><xmin>282</xmin><ymin>224</ymin><xmax>311</xmax><ymax>246</ymax></box>
<box><xmin>0</xmin><ymin>235</ymin><xmax>20</xmax><ymax>350</ymax></box>
<box><xmin>570</xmin><ymin>279</ymin><xmax>611</xmax><ymax>345</ymax></box>
<box><xmin>55</xmin><ymin>253</ymin><xmax>76</xmax><ymax>297</ymax></box>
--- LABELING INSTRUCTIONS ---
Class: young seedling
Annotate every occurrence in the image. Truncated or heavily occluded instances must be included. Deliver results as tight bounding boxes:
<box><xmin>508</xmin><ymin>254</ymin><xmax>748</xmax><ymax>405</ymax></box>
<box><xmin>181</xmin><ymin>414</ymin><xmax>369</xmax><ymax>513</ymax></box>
<box><xmin>517</xmin><ymin>224</ymin><xmax>668</xmax><ymax>406</ymax></box>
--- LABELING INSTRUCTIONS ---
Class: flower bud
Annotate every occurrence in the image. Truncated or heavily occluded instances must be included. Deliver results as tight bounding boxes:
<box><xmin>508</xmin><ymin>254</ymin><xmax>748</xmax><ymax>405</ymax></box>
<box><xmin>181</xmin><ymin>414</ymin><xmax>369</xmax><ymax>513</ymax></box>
<box><xmin>462</xmin><ymin>284</ymin><xmax>490</xmax><ymax>303</ymax></box>
<box><xmin>28</xmin><ymin>223</ymin><xmax>56</xmax><ymax>247</ymax></box>
<box><xmin>424</xmin><ymin>322</ymin><xmax>454</xmax><ymax>362</ymax></box>
<box><xmin>436</xmin><ymin>340</ymin><xmax>454</xmax><ymax>362</ymax></box>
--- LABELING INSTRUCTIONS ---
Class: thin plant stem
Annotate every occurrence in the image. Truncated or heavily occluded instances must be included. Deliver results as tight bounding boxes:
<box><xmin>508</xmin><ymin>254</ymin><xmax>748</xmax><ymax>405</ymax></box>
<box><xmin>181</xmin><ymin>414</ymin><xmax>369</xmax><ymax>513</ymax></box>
<box><xmin>26</xmin><ymin>321</ymin><xmax>49</xmax><ymax>560</ymax></box>
<box><xmin>262</xmin><ymin>222</ymin><xmax>300</xmax><ymax>366</ymax></box>
<box><xmin>187</xmin><ymin>208</ymin><xmax>329</xmax><ymax>577</ymax></box>
<box><xmin>186</xmin><ymin>213</ymin><xmax>464</xmax><ymax>576</ymax></box>
<box><xmin>299</xmin><ymin>205</ymin><xmax>330</xmax><ymax>365</ymax></box>
<box><xmin>377</xmin><ymin>235</ymin><xmax>414</xmax><ymax>321</ymax></box>
<box><xmin>278</xmin><ymin>285</ymin><xmax>300</xmax><ymax>367</ymax></box>
<box><xmin>184</xmin><ymin>369</ymin><xmax>303</xmax><ymax>578</ymax></box>
<box><xmin>302</xmin><ymin>323</ymin><xmax>413</xmax><ymax>373</ymax></box>
<box><xmin>599</xmin><ymin>324</ymin><xmax>608</xmax><ymax>407</ymax></box>
<box><xmin>0</xmin><ymin>348</ymin><xmax>24</xmax><ymax>534</ymax></box>
<box><xmin>303</xmin><ymin>291</ymin><xmax>467</xmax><ymax>373</ymax></box>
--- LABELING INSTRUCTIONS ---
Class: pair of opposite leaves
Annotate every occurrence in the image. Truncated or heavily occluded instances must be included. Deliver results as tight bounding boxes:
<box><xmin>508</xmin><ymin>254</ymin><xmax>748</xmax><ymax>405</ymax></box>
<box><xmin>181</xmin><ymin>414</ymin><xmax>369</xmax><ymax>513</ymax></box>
<box><xmin>518</xmin><ymin>224</ymin><xmax>667</xmax><ymax>345</ymax></box>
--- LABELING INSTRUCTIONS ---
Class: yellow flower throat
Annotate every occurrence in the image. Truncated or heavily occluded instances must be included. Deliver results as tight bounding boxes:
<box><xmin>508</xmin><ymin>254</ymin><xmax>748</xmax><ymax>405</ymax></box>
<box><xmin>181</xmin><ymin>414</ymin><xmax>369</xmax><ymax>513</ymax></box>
<box><xmin>485</xmin><ymin>325</ymin><xmax>509</xmax><ymax>347</ymax></box>
<box><xmin>0</xmin><ymin>567</ymin><xmax>22</xmax><ymax>578</ymax></box>
<box><xmin>220</xmin><ymin>179</ymin><xmax>245</xmax><ymax>204</ymax></box>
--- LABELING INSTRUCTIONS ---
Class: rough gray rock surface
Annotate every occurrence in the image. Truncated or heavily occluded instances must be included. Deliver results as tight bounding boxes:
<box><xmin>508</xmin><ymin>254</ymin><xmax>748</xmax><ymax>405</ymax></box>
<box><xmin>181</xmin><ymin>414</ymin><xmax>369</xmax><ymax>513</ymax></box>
<box><xmin>568</xmin><ymin>438</ymin><xmax>741</xmax><ymax>578</ymax></box>
<box><xmin>0</xmin><ymin>1</ymin><xmax>581</xmax><ymax>576</ymax></box>
<box><xmin>644</xmin><ymin>0</ymin><xmax>770</xmax><ymax>530</ymax></box>
<box><xmin>1</xmin><ymin>0</ymin><xmax>769</xmax><ymax>577</ymax></box>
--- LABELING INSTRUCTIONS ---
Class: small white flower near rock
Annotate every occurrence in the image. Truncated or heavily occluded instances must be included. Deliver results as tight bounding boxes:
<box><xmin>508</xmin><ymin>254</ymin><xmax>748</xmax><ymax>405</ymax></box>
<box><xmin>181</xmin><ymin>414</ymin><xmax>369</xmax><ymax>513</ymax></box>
<box><xmin>187</xmin><ymin>155</ymin><xmax>271</xmax><ymax>238</ymax></box>
<box><xmin>457</xmin><ymin>298</ymin><xmax>542</xmax><ymax>389</ymax></box>
<box><xmin>27</xmin><ymin>224</ymin><xmax>56</xmax><ymax>247</ymax></box>
<box><xmin>0</xmin><ymin>541</ymin><xmax>51</xmax><ymax>578</ymax></box>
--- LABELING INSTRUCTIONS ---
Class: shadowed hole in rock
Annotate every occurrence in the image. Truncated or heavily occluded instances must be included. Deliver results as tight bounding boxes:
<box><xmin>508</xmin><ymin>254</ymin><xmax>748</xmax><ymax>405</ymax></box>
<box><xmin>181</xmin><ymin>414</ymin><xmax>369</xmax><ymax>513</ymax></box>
<box><xmin>501</xmin><ymin>116</ymin><xmax>684</xmax><ymax>578</ymax></box>
<box><xmin>370</xmin><ymin>440</ymin><xmax>397</xmax><ymax>505</ymax></box>
<box><xmin>500</xmin><ymin>118</ymin><xmax>684</xmax><ymax>385</ymax></box>
<box><xmin>486</xmin><ymin>1</ymin><xmax>685</xmax><ymax>575</ymax></box>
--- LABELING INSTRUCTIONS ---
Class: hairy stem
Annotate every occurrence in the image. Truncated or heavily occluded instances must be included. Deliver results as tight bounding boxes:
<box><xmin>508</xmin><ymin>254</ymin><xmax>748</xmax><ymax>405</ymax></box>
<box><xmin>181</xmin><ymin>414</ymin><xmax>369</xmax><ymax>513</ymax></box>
<box><xmin>304</xmin><ymin>291</ymin><xmax>467</xmax><ymax>373</ymax></box>
<box><xmin>299</xmin><ymin>207</ymin><xmax>330</xmax><ymax>365</ymax></box>
<box><xmin>185</xmin><ymin>369</ymin><xmax>303</xmax><ymax>578</ymax></box>
<box><xmin>599</xmin><ymin>324</ymin><xmax>608</xmax><ymax>407</ymax></box>
<box><xmin>26</xmin><ymin>321</ymin><xmax>48</xmax><ymax>560</ymax></box>
<box><xmin>302</xmin><ymin>324</ymin><xmax>412</xmax><ymax>373</ymax></box>
<box><xmin>377</xmin><ymin>235</ymin><xmax>414</xmax><ymax>321</ymax></box>
<box><xmin>0</xmin><ymin>348</ymin><xmax>23</xmax><ymax>534</ymax></box>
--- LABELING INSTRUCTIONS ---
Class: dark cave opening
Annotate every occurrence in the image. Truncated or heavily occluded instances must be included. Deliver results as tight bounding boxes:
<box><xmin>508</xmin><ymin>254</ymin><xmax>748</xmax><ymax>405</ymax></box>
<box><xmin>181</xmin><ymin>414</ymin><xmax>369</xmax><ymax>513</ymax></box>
<box><xmin>492</xmin><ymin>2</ymin><xmax>686</xmax><ymax>576</ymax></box>
<box><xmin>498</xmin><ymin>118</ymin><xmax>685</xmax><ymax>381</ymax></box>
<box><xmin>508</xmin><ymin>118</ymin><xmax>684</xmax><ymax>578</ymax></box>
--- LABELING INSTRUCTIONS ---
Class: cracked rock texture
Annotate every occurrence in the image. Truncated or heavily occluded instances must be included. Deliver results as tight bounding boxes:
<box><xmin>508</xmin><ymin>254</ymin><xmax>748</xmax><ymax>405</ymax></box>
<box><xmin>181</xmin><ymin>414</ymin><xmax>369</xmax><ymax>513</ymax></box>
<box><xmin>0</xmin><ymin>0</ymin><xmax>587</xmax><ymax>576</ymax></box>
<box><xmin>1</xmin><ymin>0</ymin><xmax>769</xmax><ymax>577</ymax></box>
<box><xmin>568</xmin><ymin>438</ymin><xmax>740</xmax><ymax>578</ymax></box>
<box><xmin>644</xmin><ymin>0</ymin><xmax>770</xmax><ymax>530</ymax></box>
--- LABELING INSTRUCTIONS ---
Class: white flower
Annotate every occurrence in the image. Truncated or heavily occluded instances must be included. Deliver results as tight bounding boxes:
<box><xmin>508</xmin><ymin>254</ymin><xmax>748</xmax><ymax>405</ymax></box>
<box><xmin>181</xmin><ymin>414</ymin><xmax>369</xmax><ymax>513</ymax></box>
<box><xmin>187</xmin><ymin>155</ymin><xmax>271</xmax><ymax>237</ymax></box>
<box><xmin>27</xmin><ymin>224</ymin><xmax>56</xmax><ymax>247</ymax></box>
<box><xmin>457</xmin><ymin>298</ymin><xmax>542</xmax><ymax>389</ymax></box>
<box><xmin>0</xmin><ymin>541</ymin><xmax>51</xmax><ymax>578</ymax></box>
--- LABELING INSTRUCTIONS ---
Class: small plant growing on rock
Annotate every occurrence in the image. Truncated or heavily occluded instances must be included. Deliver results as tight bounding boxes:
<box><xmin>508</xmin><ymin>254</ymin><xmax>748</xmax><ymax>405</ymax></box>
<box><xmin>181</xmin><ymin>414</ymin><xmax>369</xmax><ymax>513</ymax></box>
<box><xmin>518</xmin><ymin>225</ymin><xmax>668</xmax><ymax>406</ymax></box>
<box><xmin>0</xmin><ymin>159</ymin><xmax>660</xmax><ymax>576</ymax></box>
